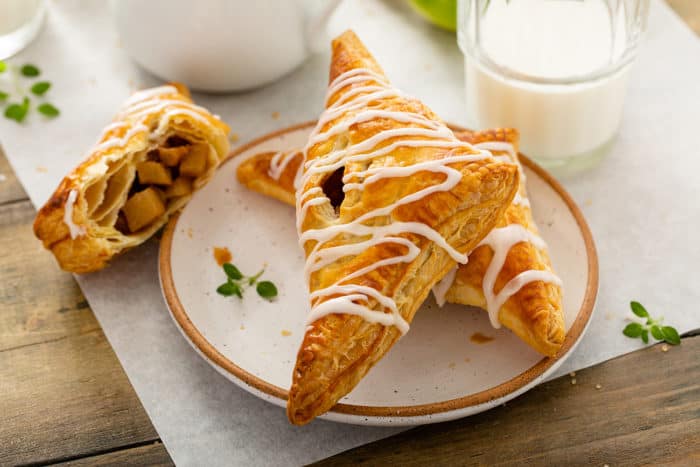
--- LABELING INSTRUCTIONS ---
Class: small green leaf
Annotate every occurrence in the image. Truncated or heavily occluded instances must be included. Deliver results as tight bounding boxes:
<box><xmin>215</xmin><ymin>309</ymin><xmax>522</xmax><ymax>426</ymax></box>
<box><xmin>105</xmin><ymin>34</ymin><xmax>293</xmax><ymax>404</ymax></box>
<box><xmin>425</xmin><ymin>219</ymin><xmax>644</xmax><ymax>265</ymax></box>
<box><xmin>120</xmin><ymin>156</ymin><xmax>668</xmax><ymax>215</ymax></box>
<box><xmin>630</xmin><ymin>301</ymin><xmax>649</xmax><ymax>318</ymax></box>
<box><xmin>37</xmin><ymin>103</ymin><xmax>59</xmax><ymax>117</ymax></box>
<box><xmin>650</xmin><ymin>325</ymin><xmax>663</xmax><ymax>340</ymax></box>
<box><xmin>661</xmin><ymin>326</ymin><xmax>681</xmax><ymax>345</ymax></box>
<box><xmin>623</xmin><ymin>322</ymin><xmax>643</xmax><ymax>338</ymax></box>
<box><xmin>4</xmin><ymin>97</ymin><xmax>29</xmax><ymax>122</ymax></box>
<box><xmin>216</xmin><ymin>282</ymin><xmax>240</xmax><ymax>297</ymax></box>
<box><xmin>21</xmin><ymin>64</ymin><xmax>40</xmax><ymax>77</ymax></box>
<box><xmin>0</xmin><ymin>60</ymin><xmax>6</xmax><ymax>73</ymax></box>
<box><xmin>256</xmin><ymin>281</ymin><xmax>278</xmax><ymax>299</ymax></box>
<box><xmin>223</xmin><ymin>263</ymin><xmax>243</xmax><ymax>280</ymax></box>
<box><xmin>31</xmin><ymin>81</ymin><xmax>51</xmax><ymax>95</ymax></box>
<box><xmin>0</xmin><ymin>90</ymin><xmax>8</xmax><ymax>101</ymax></box>
<box><xmin>641</xmin><ymin>329</ymin><xmax>649</xmax><ymax>344</ymax></box>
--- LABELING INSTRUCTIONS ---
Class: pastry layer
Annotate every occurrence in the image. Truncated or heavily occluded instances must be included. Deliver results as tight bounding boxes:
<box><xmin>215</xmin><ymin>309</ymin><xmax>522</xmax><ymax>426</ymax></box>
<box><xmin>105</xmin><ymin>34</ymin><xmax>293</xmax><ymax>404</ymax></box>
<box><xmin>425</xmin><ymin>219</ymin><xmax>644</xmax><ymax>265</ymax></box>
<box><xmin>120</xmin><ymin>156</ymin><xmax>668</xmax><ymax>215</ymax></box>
<box><xmin>34</xmin><ymin>83</ymin><xmax>230</xmax><ymax>273</ymax></box>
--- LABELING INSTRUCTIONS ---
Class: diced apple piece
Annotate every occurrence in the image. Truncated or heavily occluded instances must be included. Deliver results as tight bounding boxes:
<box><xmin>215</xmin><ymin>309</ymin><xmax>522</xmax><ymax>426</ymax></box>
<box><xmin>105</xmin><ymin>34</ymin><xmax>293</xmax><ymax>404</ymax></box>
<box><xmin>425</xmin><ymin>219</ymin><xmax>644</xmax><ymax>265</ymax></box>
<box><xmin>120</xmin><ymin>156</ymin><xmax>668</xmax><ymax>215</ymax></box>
<box><xmin>165</xmin><ymin>176</ymin><xmax>193</xmax><ymax>199</ymax></box>
<box><xmin>179</xmin><ymin>143</ymin><xmax>209</xmax><ymax>177</ymax></box>
<box><xmin>158</xmin><ymin>146</ymin><xmax>190</xmax><ymax>167</ymax></box>
<box><xmin>137</xmin><ymin>161</ymin><xmax>173</xmax><ymax>185</ymax></box>
<box><xmin>122</xmin><ymin>187</ymin><xmax>166</xmax><ymax>232</ymax></box>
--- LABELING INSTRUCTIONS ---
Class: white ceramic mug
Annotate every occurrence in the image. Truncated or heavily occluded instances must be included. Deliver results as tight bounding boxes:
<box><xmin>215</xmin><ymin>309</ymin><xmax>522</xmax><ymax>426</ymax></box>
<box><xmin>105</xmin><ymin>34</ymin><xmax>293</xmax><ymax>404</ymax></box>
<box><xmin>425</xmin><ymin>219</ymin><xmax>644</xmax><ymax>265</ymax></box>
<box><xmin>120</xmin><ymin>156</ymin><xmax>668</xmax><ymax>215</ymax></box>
<box><xmin>111</xmin><ymin>0</ymin><xmax>342</xmax><ymax>92</ymax></box>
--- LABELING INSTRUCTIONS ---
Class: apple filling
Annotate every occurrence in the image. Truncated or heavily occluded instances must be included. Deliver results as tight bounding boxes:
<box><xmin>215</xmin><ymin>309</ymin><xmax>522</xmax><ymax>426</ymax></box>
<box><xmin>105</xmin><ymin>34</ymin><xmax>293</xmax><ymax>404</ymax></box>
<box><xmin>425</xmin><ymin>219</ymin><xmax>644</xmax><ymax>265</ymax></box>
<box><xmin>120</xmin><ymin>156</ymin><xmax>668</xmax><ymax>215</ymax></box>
<box><xmin>83</xmin><ymin>135</ymin><xmax>213</xmax><ymax>236</ymax></box>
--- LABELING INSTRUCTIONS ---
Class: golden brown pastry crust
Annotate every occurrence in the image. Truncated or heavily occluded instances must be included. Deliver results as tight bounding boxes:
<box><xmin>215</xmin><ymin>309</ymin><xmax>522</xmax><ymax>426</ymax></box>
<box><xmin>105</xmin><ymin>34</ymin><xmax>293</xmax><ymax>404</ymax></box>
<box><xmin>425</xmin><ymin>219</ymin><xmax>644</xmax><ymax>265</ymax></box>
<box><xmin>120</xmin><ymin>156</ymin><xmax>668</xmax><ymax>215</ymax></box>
<box><xmin>287</xmin><ymin>30</ymin><xmax>519</xmax><ymax>425</ymax></box>
<box><xmin>237</xmin><ymin>129</ymin><xmax>564</xmax><ymax>357</ymax></box>
<box><xmin>447</xmin><ymin>129</ymin><xmax>564</xmax><ymax>356</ymax></box>
<box><xmin>34</xmin><ymin>83</ymin><xmax>230</xmax><ymax>273</ymax></box>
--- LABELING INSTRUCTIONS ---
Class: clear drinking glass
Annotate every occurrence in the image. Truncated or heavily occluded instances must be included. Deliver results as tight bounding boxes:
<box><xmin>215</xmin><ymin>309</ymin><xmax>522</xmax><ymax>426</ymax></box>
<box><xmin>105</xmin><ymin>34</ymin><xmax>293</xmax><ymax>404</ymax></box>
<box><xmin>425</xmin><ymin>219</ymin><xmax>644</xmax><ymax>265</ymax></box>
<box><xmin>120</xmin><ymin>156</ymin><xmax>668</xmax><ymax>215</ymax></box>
<box><xmin>458</xmin><ymin>0</ymin><xmax>650</xmax><ymax>174</ymax></box>
<box><xmin>0</xmin><ymin>0</ymin><xmax>45</xmax><ymax>59</ymax></box>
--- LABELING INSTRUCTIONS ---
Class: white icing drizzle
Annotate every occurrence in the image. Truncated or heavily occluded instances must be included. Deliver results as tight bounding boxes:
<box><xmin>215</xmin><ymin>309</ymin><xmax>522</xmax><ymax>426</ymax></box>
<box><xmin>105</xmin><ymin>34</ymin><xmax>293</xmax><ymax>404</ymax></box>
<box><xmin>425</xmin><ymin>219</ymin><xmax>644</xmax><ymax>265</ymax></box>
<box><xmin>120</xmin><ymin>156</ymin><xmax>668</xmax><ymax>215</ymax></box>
<box><xmin>268</xmin><ymin>150</ymin><xmax>300</xmax><ymax>183</ymax></box>
<box><xmin>297</xmin><ymin>68</ymin><xmax>496</xmax><ymax>334</ymax></box>
<box><xmin>477</xmin><ymin>224</ymin><xmax>562</xmax><ymax>328</ymax></box>
<box><xmin>432</xmin><ymin>266</ymin><xmax>458</xmax><ymax>307</ymax></box>
<box><xmin>93</xmin><ymin>123</ymin><xmax>149</xmax><ymax>153</ymax></box>
<box><xmin>64</xmin><ymin>189</ymin><xmax>86</xmax><ymax>239</ymax></box>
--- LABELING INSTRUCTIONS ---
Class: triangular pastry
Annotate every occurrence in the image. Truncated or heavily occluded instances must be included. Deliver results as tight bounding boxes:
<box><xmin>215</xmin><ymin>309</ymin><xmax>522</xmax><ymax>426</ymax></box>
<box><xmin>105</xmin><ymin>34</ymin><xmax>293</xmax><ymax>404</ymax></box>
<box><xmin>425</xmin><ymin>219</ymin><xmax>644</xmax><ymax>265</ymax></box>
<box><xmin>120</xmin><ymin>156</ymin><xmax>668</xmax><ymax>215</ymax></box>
<box><xmin>34</xmin><ymin>83</ymin><xmax>230</xmax><ymax>273</ymax></box>
<box><xmin>444</xmin><ymin>128</ymin><xmax>564</xmax><ymax>356</ymax></box>
<box><xmin>237</xmin><ymin>131</ymin><xmax>564</xmax><ymax>356</ymax></box>
<box><xmin>286</xmin><ymin>30</ymin><xmax>519</xmax><ymax>425</ymax></box>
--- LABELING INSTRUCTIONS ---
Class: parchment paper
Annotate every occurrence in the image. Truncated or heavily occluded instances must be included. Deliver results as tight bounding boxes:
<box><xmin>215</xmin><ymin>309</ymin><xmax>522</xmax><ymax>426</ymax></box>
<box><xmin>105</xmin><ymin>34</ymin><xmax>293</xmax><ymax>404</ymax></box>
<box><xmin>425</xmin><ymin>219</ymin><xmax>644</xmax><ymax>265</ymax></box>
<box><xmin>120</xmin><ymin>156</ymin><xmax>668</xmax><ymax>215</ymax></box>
<box><xmin>1</xmin><ymin>0</ymin><xmax>698</xmax><ymax>465</ymax></box>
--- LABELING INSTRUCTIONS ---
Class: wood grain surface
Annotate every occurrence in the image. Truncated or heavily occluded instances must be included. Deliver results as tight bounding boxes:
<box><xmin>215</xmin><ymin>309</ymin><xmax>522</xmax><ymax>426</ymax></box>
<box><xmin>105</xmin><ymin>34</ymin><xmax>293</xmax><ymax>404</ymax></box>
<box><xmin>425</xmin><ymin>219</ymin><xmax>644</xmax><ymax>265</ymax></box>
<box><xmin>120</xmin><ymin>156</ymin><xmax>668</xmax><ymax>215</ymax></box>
<box><xmin>0</xmin><ymin>2</ymin><xmax>698</xmax><ymax>465</ymax></box>
<box><xmin>317</xmin><ymin>336</ymin><xmax>700</xmax><ymax>466</ymax></box>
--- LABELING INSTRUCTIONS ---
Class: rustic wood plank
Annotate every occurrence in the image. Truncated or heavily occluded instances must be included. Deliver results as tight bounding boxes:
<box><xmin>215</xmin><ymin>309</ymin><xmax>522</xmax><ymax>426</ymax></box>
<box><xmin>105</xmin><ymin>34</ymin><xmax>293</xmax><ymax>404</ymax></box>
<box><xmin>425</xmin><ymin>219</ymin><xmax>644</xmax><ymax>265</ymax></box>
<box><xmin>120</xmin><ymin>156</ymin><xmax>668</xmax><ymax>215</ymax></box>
<box><xmin>0</xmin><ymin>199</ymin><xmax>99</xmax><ymax>352</ymax></box>
<box><xmin>316</xmin><ymin>337</ymin><xmax>700</xmax><ymax>467</ymax></box>
<box><xmin>0</xmin><ymin>146</ymin><xmax>27</xmax><ymax>205</ymax></box>
<box><xmin>54</xmin><ymin>442</ymin><xmax>173</xmax><ymax>466</ymax></box>
<box><xmin>0</xmin><ymin>329</ymin><xmax>161</xmax><ymax>466</ymax></box>
<box><xmin>667</xmin><ymin>0</ymin><xmax>700</xmax><ymax>34</ymax></box>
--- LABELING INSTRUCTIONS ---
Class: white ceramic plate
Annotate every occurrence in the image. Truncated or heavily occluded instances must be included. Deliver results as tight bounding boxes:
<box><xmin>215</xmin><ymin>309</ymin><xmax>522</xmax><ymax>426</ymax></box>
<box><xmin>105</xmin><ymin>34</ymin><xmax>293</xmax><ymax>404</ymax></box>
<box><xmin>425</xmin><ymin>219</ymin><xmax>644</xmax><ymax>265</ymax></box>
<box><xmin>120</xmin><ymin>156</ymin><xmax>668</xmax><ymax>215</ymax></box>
<box><xmin>159</xmin><ymin>122</ymin><xmax>598</xmax><ymax>426</ymax></box>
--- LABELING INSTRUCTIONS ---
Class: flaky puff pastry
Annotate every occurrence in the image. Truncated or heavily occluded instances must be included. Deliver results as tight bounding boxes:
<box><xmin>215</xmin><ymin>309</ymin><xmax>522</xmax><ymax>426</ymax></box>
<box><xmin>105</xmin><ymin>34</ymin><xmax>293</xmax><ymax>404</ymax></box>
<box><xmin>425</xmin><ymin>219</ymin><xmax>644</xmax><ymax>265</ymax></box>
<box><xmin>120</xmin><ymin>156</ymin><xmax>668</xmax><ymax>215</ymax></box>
<box><xmin>445</xmin><ymin>129</ymin><xmax>564</xmax><ymax>357</ymax></box>
<box><xmin>287</xmin><ymin>30</ymin><xmax>519</xmax><ymax>425</ymax></box>
<box><xmin>34</xmin><ymin>83</ymin><xmax>230</xmax><ymax>273</ymax></box>
<box><xmin>237</xmin><ymin>131</ymin><xmax>564</xmax><ymax>356</ymax></box>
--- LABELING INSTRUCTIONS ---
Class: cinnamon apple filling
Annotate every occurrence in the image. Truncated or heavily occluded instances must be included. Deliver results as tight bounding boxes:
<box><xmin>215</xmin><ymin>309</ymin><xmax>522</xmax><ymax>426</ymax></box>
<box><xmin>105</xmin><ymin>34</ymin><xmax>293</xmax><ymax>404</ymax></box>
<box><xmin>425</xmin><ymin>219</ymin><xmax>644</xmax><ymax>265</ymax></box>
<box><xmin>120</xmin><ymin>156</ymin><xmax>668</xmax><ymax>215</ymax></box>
<box><xmin>82</xmin><ymin>135</ymin><xmax>213</xmax><ymax>236</ymax></box>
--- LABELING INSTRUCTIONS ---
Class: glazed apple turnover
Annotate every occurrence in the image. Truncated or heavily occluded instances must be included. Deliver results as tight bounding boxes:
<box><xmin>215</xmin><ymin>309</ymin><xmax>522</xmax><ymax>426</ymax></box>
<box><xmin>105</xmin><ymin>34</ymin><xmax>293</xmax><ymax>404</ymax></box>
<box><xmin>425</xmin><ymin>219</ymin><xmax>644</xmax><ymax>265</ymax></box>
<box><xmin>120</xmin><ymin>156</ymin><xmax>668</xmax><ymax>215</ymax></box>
<box><xmin>285</xmin><ymin>30</ymin><xmax>519</xmax><ymax>424</ymax></box>
<box><xmin>34</xmin><ymin>83</ymin><xmax>230</xmax><ymax>273</ymax></box>
<box><xmin>237</xmin><ymin>129</ymin><xmax>564</xmax><ymax>357</ymax></box>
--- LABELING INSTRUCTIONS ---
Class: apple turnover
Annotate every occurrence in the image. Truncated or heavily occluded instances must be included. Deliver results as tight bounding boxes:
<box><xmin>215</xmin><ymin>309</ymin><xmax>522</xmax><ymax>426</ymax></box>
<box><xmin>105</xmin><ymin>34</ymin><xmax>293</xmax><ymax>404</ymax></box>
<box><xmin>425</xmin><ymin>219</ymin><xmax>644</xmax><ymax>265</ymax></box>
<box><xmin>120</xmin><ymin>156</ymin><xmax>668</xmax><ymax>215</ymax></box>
<box><xmin>286</xmin><ymin>30</ymin><xmax>519</xmax><ymax>425</ymax></box>
<box><xmin>34</xmin><ymin>83</ymin><xmax>230</xmax><ymax>273</ymax></box>
<box><xmin>238</xmin><ymin>133</ymin><xmax>564</xmax><ymax>357</ymax></box>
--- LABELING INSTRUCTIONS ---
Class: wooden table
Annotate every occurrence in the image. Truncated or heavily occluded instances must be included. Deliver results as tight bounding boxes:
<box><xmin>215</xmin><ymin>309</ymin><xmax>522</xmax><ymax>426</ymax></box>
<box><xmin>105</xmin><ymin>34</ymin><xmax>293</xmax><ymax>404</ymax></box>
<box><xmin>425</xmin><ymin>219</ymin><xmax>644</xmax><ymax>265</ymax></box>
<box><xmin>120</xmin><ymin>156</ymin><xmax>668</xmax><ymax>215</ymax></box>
<box><xmin>2</xmin><ymin>3</ymin><xmax>699</xmax><ymax>465</ymax></box>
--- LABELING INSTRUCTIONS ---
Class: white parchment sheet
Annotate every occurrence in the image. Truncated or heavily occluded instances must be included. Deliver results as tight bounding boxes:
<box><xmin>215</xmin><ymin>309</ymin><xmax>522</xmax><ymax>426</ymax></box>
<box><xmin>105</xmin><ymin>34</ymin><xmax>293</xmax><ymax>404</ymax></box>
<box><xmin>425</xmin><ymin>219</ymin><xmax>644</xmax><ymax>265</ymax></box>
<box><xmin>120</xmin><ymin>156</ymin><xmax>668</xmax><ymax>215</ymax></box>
<box><xmin>1</xmin><ymin>1</ymin><xmax>698</xmax><ymax>465</ymax></box>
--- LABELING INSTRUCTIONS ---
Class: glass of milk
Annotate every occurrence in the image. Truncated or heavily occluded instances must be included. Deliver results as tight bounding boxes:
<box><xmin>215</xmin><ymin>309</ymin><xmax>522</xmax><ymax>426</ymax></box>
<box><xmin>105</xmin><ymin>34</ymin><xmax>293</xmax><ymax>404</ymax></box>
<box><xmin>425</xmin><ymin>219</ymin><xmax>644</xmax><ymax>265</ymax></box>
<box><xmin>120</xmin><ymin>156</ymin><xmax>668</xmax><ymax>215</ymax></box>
<box><xmin>0</xmin><ymin>0</ymin><xmax>45</xmax><ymax>59</ymax></box>
<box><xmin>458</xmin><ymin>0</ymin><xmax>650</xmax><ymax>174</ymax></box>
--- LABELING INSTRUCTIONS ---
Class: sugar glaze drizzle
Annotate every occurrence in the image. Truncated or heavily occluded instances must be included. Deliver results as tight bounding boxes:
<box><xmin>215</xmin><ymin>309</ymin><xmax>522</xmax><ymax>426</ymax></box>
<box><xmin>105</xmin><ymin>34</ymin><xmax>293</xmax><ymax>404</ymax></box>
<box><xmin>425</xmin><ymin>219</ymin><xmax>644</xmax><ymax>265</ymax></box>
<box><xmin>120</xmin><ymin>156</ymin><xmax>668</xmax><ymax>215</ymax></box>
<box><xmin>63</xmin><ymin>85</ymin><xmax>221</xmax><ymax>235</ymax></box>
<box><xmin>296</xmin><ymin>68</ymin><xmax>497</xmax><ymax>334</ymax></box>
<box><xmin>431</xmin><ymin>140</ymin><xmax>561</xmax><ymax>328</ymax></box>
<box><xmin>64</xmin><ymin>189</ymin><xmax>86</xmax><ymax>239</ymax></box>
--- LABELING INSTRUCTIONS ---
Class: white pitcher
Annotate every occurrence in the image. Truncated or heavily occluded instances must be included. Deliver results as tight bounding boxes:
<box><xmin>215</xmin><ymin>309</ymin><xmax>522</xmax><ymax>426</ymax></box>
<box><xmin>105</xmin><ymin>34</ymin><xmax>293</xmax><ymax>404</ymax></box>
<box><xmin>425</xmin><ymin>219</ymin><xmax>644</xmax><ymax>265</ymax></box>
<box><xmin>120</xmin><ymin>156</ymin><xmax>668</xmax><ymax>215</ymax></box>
<box><xmin>111</xmin><ymin>0</ymin><xmax>342</xmax><ymax>92</ymax></box>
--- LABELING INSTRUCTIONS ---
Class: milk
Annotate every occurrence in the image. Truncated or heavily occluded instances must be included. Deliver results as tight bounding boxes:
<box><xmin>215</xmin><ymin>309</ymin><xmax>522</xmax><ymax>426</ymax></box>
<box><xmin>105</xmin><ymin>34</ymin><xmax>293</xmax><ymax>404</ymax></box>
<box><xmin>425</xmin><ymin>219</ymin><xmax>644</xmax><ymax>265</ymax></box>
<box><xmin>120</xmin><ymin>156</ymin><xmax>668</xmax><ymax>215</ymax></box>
<box><xmin>462</xmin><ymin>0</ymin><xmax>639</xmax><ymax>163</ymax></box>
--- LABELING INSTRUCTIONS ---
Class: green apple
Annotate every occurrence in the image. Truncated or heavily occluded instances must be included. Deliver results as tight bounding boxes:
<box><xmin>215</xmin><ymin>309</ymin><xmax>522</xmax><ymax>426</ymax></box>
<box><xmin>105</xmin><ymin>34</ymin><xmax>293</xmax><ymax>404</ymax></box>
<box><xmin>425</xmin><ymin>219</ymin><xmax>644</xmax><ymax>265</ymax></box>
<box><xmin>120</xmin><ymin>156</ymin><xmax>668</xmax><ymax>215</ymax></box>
<box><xmin>409</xmin><ymin>0</ymin><xmax>458</xmax><ymax>32</ymax></box>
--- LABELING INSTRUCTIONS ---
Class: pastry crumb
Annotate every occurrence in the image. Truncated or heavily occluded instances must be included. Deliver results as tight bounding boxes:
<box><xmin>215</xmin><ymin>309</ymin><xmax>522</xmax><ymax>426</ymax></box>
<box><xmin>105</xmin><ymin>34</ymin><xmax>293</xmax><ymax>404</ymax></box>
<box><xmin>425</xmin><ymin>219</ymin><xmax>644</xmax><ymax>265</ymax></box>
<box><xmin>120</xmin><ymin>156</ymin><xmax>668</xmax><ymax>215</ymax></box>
<box><xmin>281</xmin><ymin>330</ymin><xmax>292</xmax><ymax>337</ymax></box>
<box><xmin>186</xmin><ymin>228</ymin><xmax>193</xmax><ymax>239</ymax></box>
<box><xmin>36</xmin><ymin>166</ymin><xmax>48</xmax><ymax>173</ymax></box>
<box><xmin>584</xmin><ymin>198</ymin><xmax>592</xmax><ymax>206</ymax></box>
<box><xmin>230</xmin><ymin>132</ymin><xmax>239</xmax><ymax>143</ymax></box>
<box><xmin>448</xmin><ymin>362</ymin><xmax>456</xmax><ymax>369</ymax></box>
<box><xmin>470</xmin><ymin>332</ymin><xmax>494</xmax><ymax>344</ymax></box>
<box><xmin>271</xmin><ymin>111</ymin><xmax>280</xmax><ymax>120</ymax></box>
<box><xmin>571</xmin><ymin>378</ymin><xmax>577</xmax><ymax>385</ymax></box>
<box><xmin>240</xmin><ymin>324</ymin><xmax>245</xmax><ymax>330</ymax></box>
<box><xmin>595</xmin><ymin>384</ymin><xmax>602</xmax><ymax>390</ymax></box>
<box><xmin>661</xmin><ymin>344</ymin><xmax>669</xmax><ymax>352</ymax></box>
<box><xmin>213</xmin><ymin>246</ymin><xmax>232</xmax><ymax>266</ymax></box>
<box><xmin>464</xmin><ymin>357</ymin><xmax>471</xmax><ymax>363</ymax></box>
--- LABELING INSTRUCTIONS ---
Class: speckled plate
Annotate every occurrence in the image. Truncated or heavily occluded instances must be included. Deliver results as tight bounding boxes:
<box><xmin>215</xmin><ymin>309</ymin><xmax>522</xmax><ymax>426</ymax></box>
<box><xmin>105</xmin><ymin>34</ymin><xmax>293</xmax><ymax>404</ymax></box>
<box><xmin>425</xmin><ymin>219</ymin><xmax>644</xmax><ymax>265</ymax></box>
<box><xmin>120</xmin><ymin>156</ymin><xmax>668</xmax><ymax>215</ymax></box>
<box><xmin>159</xmin><ymin>122</ymin><xmax>598</xmax><ymax>426</ymax></box>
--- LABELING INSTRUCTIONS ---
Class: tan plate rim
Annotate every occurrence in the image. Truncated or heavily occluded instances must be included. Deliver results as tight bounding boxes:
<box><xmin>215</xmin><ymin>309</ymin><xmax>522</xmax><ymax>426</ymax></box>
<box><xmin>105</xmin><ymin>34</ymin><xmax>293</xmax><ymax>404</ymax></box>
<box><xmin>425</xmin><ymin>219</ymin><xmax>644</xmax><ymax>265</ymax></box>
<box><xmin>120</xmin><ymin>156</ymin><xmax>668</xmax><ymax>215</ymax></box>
<box><xmin>159</xmin><ymin>121</ymin><xmax>599</xmax><ymax>418</ymax></box>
